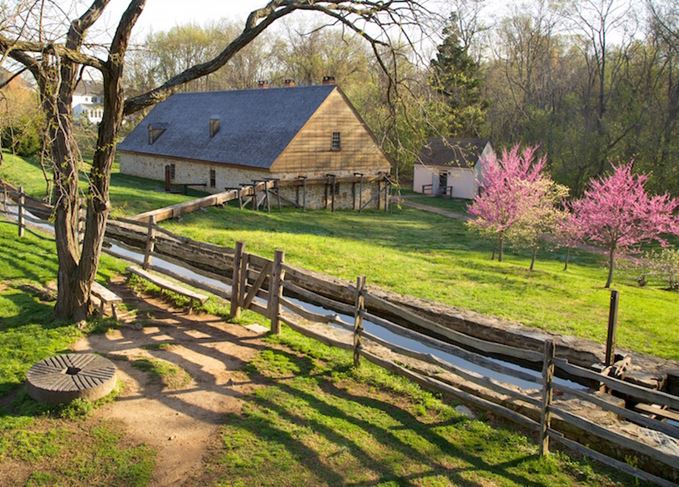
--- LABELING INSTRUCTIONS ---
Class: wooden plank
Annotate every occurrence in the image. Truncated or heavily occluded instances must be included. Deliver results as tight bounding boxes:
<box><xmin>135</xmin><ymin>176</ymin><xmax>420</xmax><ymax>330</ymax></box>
<box><xmin>283</xmin><ymin>281</ymin><xmax>356</xmax><ymax>315</ymax></box>
<box><xmin>548</xmin><ymin>431</ymin><xmax>678</xmax><ymax>487</ymax></box>
<box><xmin>360</xmin><ymin>349</ymin><xmax>541</xmax><ymax>432</ymax></box>
<box><xmin>362</xmin><ymin>329</ymin><xmax>541</xmax><ymax>407</ymax></box>
<box><xmin>364</xmin><ymin>292</ymin><xmax>543</xmax><ymax>362</ymax></box>
<box><xmin>363</xmin><ymin>311</ymin><xmax>542</xmax><ymax>385</ymax></box>
<box><xmin>633</xmin><ymin>404</ymin><xmax>679</xmax><ymax>424</ymax></box>
<box><xmin>555</xmin><ymin>359</ymin><xmax>679</xmax><ymax>410</ymax></box>
<box><xmin>279</xmin><ymin>314</ymin><xmax>353</xmax><ymax>351</ymax></box>
<box><xmin>90</xmin><ymin>282</ymin><xmax>122</xmax><ymax>304</ymax></box>
<box><xmin>550</xmin><ymin>406</ymin><xmax>679</xmax><ymax>468</ymax></box>
<box><xmin>280</xmin><ymin>297</ymin><xmax>333</xmax><ymax>323</ymax></box>
<box><xmin>128</xmin><ymin>266</ymin><xmax>208</xmax><ymax>303</ymax></box>
<box><xmin>556</xmin><ymin>384</ymin><xmax>679</xmax><ymax>439</ymax></box>
<box><xmin>243</xmin><ymin>262</ymin><xmax>271</xmax><ymax>309</ymax></box>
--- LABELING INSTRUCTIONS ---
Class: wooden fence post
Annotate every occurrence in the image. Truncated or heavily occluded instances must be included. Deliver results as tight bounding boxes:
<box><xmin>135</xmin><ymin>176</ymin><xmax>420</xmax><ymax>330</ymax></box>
<box><xmin>540</xmin><ymin>339</ymin><xmax>556</xmax><ymax>456</ymax></box>
<box><xmin>17</xmin><ymin>186</ymin><xmax>25</xmax><ymax>237</ymax></box>
<box><xmin>143</xmin><ymin>215</ymin><xmax>156</xmax><ymax>270</ymax></box>
<box><xmin>605</xmin><ymin>290</ymin><xmax>619</xmax><ymax>367</ymax></box>
<box><xmin>353</xmin><ymin>275</ymin><xmax>366</xmax><ymax>367</ymax></box>
<box><xmin>269</xmin><ymin>250</ymin><xmax>285</xmax><ymax>334</ymax></box>
<box><xmin>230</xmin><ymin>242</ymin><xmax>245</xmax><ymax>319</ymax></box>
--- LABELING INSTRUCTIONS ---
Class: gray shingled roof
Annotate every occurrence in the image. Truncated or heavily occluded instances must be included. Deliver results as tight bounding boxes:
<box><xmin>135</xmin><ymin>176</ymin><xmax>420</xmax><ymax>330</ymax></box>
<box><xmin>418</xmin><ymin>137</ymin><xmax>490</xmax><ymax>168</ymax></box>
<box><xmin>118</xmin><ymin>85</ymin><xmax>336</xmax><ymax>169</ymax></box>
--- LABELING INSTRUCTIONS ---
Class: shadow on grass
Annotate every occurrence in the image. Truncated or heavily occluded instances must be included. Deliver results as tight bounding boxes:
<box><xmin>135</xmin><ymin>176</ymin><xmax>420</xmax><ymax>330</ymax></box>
<box><xmin>234</xmin><ymin>348</ymin><xmax>545</xmax><ymax>487</ymax></box>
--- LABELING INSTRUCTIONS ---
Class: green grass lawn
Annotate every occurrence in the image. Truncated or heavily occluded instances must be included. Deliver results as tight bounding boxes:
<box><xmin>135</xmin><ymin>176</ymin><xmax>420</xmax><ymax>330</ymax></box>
<box><xmin>0</xmin><ymin>206</ymin><xmax>641</xmax><ymax>486</ymax></box>
<box><xmin>2</xmin><ymin>152</ymin><xmax>678</xmax><ymax>360</ymax></box>
<box><xmin>404</xmin><ymin>193</ymin><xmax>471</xmax><ymax>213</ymax></box>
<box><xmin>0</xmin><ymin>152</ymin><xmax>201</xmax><ymax>217</ymax></box>
<box><xmin>164</xmin><ymin>205</ymin><xmax>679</xmax><ymax>360</ymax></box>
<box><xmin>192</xmin><ymin>328</ymin><xmax>638</xmax><ymax>486</ymax></box>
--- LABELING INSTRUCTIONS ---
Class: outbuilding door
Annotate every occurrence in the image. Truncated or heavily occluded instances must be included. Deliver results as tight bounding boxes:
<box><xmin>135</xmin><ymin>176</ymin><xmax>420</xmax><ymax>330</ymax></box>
<box><xmin>438</xmin><ymin>171</ymin><xmax>448</xmax><ymax>195</ymax></box>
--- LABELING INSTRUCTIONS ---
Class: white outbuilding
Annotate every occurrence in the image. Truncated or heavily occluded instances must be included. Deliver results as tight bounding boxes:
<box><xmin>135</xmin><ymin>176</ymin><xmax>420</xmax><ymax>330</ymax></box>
<box><xmin>413</xmin><ymin>137</ymin><xmax>494</xmax><ymax>200</ymax></box>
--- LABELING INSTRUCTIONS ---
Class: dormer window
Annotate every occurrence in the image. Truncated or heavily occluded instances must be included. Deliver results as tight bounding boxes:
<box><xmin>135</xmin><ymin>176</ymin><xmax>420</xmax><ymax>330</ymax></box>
<box><xmin>209</xmin><ymin>117</ymin><xmax>220</xmax><ymax>138</ymax></box>
<box><xmin>147</xmin><ymin>123</ymin><xmax>166</xmax><ymax>144</ymax></box>
<box><xmin>331</xmin><ymin>131</ymin><xmax>341</xmax><ymax>151</ymax></box>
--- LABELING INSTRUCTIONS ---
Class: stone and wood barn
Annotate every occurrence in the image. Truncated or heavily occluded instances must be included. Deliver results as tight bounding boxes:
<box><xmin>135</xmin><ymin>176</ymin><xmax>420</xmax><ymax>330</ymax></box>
<box><xmin>413</xmin><ymin>137</ymin><xmax>494</xmax><ymax>200</ymax></box>
<box><xmin>118</xmin><ymin>83</ymin><xmax>392</xmax><ymax>210</ymax></box>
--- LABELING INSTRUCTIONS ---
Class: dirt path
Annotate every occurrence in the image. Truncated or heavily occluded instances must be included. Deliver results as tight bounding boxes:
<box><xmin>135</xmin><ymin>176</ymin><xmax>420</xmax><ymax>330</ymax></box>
<box><xmin>72</xmin><ymin>279</ymin><xmax>266</xmax><ymax>486</ymax></box>
<box><xmin>400</xmin><ymin>199</ymin><xmax>469</xmax><ymax>220</ymax></box>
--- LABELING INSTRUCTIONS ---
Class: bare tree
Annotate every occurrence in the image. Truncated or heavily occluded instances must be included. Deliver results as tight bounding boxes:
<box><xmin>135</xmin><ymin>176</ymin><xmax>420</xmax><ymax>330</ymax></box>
<box><xmin>0</xmin><ymin>0</ymin><xmax>430</xmax><ymax>322</ymax></box>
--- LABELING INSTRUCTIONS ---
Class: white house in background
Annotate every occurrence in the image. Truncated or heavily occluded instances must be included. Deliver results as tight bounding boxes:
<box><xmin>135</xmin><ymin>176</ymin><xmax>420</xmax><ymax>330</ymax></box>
<box><xmin>72</xmin><ymin>80</ymin><xmax>103</xmax><ymax>124</ymax></box>
<box><xmin>413</xmin><ymin>137</ymin><xmax>494</xmax><ymax>200</ymax></box>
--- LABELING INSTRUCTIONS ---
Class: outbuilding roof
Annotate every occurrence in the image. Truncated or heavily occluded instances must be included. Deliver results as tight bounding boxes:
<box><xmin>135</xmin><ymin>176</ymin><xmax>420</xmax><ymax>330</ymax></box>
<box><xmin>118</xmin><ymin>85</ymin><xmax>336</xmax><ymax>169</ymax></box>
<box><xmin>417</xmin><ymin>137</ymin><xmax>490</xmax><ymax>168</ymax></box>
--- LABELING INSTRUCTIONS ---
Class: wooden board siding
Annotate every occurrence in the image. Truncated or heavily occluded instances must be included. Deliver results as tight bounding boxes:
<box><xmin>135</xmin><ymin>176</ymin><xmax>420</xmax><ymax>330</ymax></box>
<box><xmin>271</xmin><ymin>88</ymin><xmax>391</xmax><ymax>175</ymax></box>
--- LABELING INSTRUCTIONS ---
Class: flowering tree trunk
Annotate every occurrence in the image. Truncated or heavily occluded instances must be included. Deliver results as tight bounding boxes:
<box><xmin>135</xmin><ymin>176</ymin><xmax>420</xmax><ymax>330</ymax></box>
<box><xmin>605</xmin><ymin>245</ymin><xmax>616</xmax><ymax>289</ymax></box>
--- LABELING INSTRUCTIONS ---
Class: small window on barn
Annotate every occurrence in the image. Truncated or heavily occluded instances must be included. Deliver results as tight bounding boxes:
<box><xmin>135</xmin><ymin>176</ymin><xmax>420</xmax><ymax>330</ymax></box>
<box><xmin>333</xmin><ymin>181</ymin><xmax>340</xmax><ymax>195</ymax></box>
<box><xmin>209</xmin><ymin>169</ymin><xmax>216</xmax><ymax>188</ymax></box>
<box><xmin>148</xmin><ymin>124</ymin><xmax>166</xmax><ymax>144</ymax></box>
<box><xmin>169</xmin><ymin>164</ymin><xmax>176</xmax><ymax>180</ymax></box>
<box><xmin>209</xmin><ymin>117</ymin><xmax>220</xmax><ymax>138</ymax></box>
<box><xmin>331</xmin><ymin>132</ymin><xmax>341</xmax><ymax>151</ymax></box>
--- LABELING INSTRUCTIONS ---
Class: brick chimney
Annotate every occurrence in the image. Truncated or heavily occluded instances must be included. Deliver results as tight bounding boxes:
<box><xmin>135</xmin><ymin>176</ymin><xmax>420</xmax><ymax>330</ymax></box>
<box><xmin>283</xmin><ymin>79</ymin><xmax>296</xmax><ymax>87</ymax></box>
<box><xmin>257</xmin><ymin>80</ymin><xmax>270</xmax><ymax>89</ymax></box>
<box><xmin>322</xmin><ymin>76</ymin><xmax>336</xmax><ymax>85</ymax></box>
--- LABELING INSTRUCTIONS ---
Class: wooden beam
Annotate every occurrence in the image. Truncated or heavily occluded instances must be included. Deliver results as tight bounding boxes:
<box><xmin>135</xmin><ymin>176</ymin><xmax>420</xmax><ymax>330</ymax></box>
<box><xmin>269</xmin><ymin>250</ymin><xmax>285</xmax><ymax>334</ymax></box>
<box><xmin>605</xmin><ymin>290</ymin><xmax>619</xmax><ymax>367</ymax></box>
<box><xmin>540</xmin><ymin>340</ymin><xmax>555</xmax><ymax>456</ymax></box>
<box><xmin>230</xmin><ymin>242</ymin><xmax>245</xmax><ymax>319</ymax></box>
<box><xmin>243</xmin><ymin>262</ymin><xmax>272</xmax><ymax>309</ymax></box>
<box><xmin>353</xmin><ymin>276</ymin><xmax>366</xmax><ymax>366</ymax></box>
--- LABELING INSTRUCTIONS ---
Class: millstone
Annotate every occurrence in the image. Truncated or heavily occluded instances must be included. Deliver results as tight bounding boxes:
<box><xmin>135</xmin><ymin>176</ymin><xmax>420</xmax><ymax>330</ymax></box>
<box><xmin>26</xmin><ymin>353</ymin><xmax>117</xmax><ymax>405</ymax></box>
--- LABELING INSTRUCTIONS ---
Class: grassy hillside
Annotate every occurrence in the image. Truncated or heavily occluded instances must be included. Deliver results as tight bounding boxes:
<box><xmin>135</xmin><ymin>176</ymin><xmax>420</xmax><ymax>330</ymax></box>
<box><xmin>2</xmin><ymin>152</ymin><xmax>678</xmax><ymax>360</ymax></box>
<box><xmin>0</xmin><ymin>205</ymin><xmax>638</xmax><ymax>486</ymax></box>
<box><xmin>164</xmin><ymin>205</ymin><xmax>679</xmax><ymax>360</ymax></box>
<box><xmin>0</xmin><ymin>152</ymin><xmax>200</xmax><ymax>217</ymax></box>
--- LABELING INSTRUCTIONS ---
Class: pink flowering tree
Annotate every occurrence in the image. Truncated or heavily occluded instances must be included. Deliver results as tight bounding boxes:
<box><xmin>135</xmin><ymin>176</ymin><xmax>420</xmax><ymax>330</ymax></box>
<box><xmin>467</xmin><ymin>145</ymin><xmax>547</xmax><ymax>261</ymax></box>
<box><xmin>571</xmin><ymin>163</ymin><xmax>679</xmax><ymax>288</ymax></box>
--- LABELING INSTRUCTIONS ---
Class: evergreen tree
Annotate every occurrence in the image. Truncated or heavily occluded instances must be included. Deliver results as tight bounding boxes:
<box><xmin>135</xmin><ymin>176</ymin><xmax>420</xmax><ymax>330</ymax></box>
<box><xmin>430</xmin><ymin>12</ymin><xmax>486</xmax><ymax>136</ymax></box>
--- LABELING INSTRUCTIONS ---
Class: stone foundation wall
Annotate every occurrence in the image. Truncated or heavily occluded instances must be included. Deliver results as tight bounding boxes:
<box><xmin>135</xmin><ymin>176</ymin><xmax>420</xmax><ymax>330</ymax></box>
<box><xmin>119</xmin><ymin>152</ymin><xmax>385</xmax><ymax>210</ymax></box>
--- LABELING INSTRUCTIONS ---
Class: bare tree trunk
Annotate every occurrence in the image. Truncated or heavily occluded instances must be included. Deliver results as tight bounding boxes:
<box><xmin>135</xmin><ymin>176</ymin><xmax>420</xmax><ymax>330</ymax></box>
<box><xmin>491</xmin><ymin>246</ymin><xmax>496</xmax><ymax>260</ymax></box>
<box><xmin>498</xmin><ymin>235</ymin><xmax>505</xmax><ymax>262</ymax></box>
<box><xmin>529</xmin><ymin>246</ymin><xmax>537</xmax><ymax>271</ymax></box>
<box><xmin>563</xmin><ymin>248</ymin><xmax>570</xmax><ymax>271</ymax></box>
<box><xmin>605</xmin><ymin>246</ymin><xmax>616</xmax><ymax>288</ymax></box>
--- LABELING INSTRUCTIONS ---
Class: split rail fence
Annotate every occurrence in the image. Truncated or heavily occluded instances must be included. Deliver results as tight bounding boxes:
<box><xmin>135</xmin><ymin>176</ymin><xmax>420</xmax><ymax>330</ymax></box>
<box><xmin>1</xmin><ymin>188</ymin><xmax>678</xmax><ymax>486</ymax></box>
